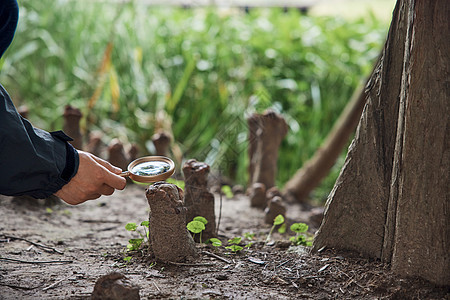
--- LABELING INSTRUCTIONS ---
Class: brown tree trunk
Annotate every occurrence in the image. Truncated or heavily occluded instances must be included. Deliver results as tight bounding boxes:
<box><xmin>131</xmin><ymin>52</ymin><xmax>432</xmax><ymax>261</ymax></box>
<box><xmin>312</xmin><ymin>0</ymin><xmax>449</xmax><ymax>285</ymax></box>
<box><xmin>282</xmin><ymin>78</ymin><xmax>370</xmax><ymax>203</ymax></box>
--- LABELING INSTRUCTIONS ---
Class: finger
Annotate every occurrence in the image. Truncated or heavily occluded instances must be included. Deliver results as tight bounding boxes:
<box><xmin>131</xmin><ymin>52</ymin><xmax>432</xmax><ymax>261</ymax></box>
<box><xmin>91</xmin><ymin>155</ymin><xmax>122</xmax><ymax>174</ymax></box>
<box><xmin>102</xmin><ymin>168</ymin><xmax>127</xmax><ymax>190</ymax></box>
<box><xmin>99</xmin><ymin>184</ymin><xmax>115</xmax><ymax>196</ymax></box>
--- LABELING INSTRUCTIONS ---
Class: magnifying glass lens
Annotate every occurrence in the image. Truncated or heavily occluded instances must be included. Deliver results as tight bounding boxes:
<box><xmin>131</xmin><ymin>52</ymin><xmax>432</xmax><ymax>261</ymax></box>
<box><xmin>131</xmin><ymin>161</ymin><xmax>171</xmax><ymax>176</ymax></box>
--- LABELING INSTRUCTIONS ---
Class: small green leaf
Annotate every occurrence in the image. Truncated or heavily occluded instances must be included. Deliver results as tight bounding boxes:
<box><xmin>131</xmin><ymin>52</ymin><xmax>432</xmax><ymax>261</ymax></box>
<box><xmin>225</xmin><ymin>245</ymin><xmax>243</xmax><ymax>252</ymax></box>
<box><xmin>193</xmin><ymin>216</ymin><xmax>208</xmax><ymax>225</ymax></box>
<box><xmin>244</xmin><ymin>232</ymin><xmax>255</xmax><ymax>240</ymax></box>
<box><xmin>140</xmin><ymin>221</ymin><xmax>149</xmax><ymax>227</ymax></box>
<box><xmin>273</xmin><ymin>214</ymin><xmax>285</xmax><ymax>226</ymax></box>
<box><xmin>187</xmin><ymin>220</ymin><xmax>205</xmax><ymax>234</ymax></box>
<box><xmin>290</xmin><ymin>223</ymin><xmax>308</xmax><ymax>233</ymax></box>
<box><xmin>123</xmin><ymin>256</ymin><xmax>132</xmax><ymax>262</ymax></box>
<box><xmin>46</xmin><ymin>207</ymin><xmax>53</xmax><ymax>214</ymax></box>
<box><xmin>208</xmin><ymin>238</ymin><xmax>222</xmax><ymax>247</ymax></box>
<box><xmin>125</xmin><ymin>222</ymin><xmax>138</xmax><ymax>231</ymax></box>
<box><xmin>278</xmin><ymin>223</ymin><xmax>287</xmax><ymax>234</ymax></box>
<box><xmin>245</xmin><ymin>242</ymin><xmax>254</xmax><ymax>249</ymax></box>
<box><xmin>221</xmin><ymin>185</ymin><xmax>233</xmax><ymax>198</ymax></box>
<box><xmin>228</xmin><ymin>237</ymin><xmax>242</xmax><ymax>245</ymax></box>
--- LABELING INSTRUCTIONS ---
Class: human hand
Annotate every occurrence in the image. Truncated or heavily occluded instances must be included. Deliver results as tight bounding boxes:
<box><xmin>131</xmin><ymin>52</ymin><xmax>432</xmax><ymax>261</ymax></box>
<box><xmin>55</xmin><ymin>150</ymin><xmax>127</xmax><ymax>205</ymax></box>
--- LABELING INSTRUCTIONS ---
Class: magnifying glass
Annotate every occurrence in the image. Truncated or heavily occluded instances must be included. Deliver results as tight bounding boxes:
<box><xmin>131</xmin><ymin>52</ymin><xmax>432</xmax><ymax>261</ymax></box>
<box><xmin>120</xmin><ymin>156</ymin><xmax>175</xmax><ymax>183</ymax></box>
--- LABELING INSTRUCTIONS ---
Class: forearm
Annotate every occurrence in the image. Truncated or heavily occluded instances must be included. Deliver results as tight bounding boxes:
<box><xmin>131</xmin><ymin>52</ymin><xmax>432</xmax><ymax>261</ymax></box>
<box><xmin>0</xmin><ymin>84</ymin><xmax>79</xmax><ymax>198</ymax></box>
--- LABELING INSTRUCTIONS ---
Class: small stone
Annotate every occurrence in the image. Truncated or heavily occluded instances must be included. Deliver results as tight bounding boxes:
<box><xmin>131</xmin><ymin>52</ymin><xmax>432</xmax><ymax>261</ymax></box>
<box><xmin>91</xmin><ymin>272</ymin><xmax>140</xmax><ymax>300</ymax></box>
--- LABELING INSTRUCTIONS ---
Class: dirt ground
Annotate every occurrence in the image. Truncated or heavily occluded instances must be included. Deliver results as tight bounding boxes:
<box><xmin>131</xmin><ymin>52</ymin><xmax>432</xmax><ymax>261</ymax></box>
<box><xmin>0</xmin><ymin>184</ymin><xmax>448</xmax><ymax>299</ymax></box>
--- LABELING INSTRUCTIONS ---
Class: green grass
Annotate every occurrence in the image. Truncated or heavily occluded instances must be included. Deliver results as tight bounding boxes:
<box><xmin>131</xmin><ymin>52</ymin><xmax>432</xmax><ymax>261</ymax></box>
<box><xmin>0</xmin><ymin>1</ymin><xmax>389</xmax><ymax>202</ymax></box>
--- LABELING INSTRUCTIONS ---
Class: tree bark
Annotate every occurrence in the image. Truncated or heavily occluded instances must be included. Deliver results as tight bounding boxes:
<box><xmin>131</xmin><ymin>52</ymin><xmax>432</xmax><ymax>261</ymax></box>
<box><xmin>313</xmin><ymin>0</ymin><xmax>449</xmax><ymax>285</ymax></box>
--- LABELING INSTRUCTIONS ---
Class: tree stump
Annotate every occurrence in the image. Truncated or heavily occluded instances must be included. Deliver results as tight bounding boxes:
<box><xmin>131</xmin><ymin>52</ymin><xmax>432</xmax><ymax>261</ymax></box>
<box><xmin>247</xmin><ymin>109</ymin><xmax>288</xmax><ymax>196</ymax></box>
<box><xmin>146</xmin><ymin>182</ymin><xmax>198</xmax><ymax>262</ymax></box>
<box><xmin>182</xmin><ymin>159</ymin><xmax>216</xmax><ymax>241</ymax></box>
<box><xmin>107</xmin><ymin>138</ymin><xmax>129</xmax><ymax>171</ymax></box>
<box><xmin>264</xmin><ymin>196</ymin><xmax>286</xmax><ymax>225</ymax></box>
<box><xmin>248</xmin><ymin>182</ymin><xmax>266</xmax><ymax>209</ymax></box>
<box><xmin>63</xmin><ymin>105</ymin><xmax>83</xmax><ymax>150</ymax></box>
<box><xmin>128</xmin><ymin>144</ymin><xmax>140</xmax><ymax>162</ymax></box>
<box><xmin>152</xmin><ymin>131</ymin><xmax>171</xmax><ymax>156</ymax></box>
<box><xmin>85</xmin><ymin>131</ymin><xmax>104</xmax><ymax>158</ymax></box>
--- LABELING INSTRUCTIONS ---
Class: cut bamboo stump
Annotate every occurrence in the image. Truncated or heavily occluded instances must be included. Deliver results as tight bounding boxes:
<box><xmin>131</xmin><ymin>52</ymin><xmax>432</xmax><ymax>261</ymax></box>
<box><xmin>146</xmin><ymin>182</ymin><xmax>198</xmax><ymax>262</ymax></box>
<box><xmin>182</xmin><ymin>159</ymin><xmax>217</xmax><ymax>241</ymax></box>
<box><xmin>63</xmin><ymin>105</ymin><xmax>83</xmax><ymax>150</ymax></box>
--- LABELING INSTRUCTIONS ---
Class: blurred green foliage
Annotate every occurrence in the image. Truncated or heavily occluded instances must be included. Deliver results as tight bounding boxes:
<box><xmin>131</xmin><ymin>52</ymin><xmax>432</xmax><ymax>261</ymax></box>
<box><xmin>0</xmin><ymin>0</ymin><xmax>388</xmax><ymax>201</ymax></box>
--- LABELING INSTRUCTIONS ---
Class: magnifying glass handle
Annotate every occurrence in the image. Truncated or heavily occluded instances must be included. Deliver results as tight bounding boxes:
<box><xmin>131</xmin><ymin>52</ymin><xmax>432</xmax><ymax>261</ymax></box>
<box><xmin>120</xmin><ymin>171</ymin><xmax>130</xmax><ymax>178</ymax></box>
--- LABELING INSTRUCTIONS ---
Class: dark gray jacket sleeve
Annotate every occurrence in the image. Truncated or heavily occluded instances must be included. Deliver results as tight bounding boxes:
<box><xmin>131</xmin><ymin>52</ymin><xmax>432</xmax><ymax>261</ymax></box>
<box><xmin>0</xmin><ymin>84</ymin><xmax>79</xmax><ymax>198</ymax></box>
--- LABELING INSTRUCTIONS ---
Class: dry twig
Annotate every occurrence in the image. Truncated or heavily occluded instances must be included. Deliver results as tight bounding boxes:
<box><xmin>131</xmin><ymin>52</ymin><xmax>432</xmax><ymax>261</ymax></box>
<box><xmin>0</xmin><ymin>257</ymin><xmax>73</xmax><ymax>264</ymax></box>
<box><xmin>202</xmin><ymin>251</ymin><xmax>231</xmax><ymax>264</ymax></box>
<box><xmin>1</xmin><ymin>234</ymin><xmax>63</xmax><ymax>254</ymax></box>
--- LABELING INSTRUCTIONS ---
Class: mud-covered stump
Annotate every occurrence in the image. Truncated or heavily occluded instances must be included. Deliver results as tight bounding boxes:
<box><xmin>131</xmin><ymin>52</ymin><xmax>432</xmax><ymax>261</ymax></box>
<box><xmin>146</xmin><ymin>182</ymin><xmax>198</xmax><ymax>262</ymax></box>
<box><xmin>182</xmin><ymin>159</ymin><xmax>217</xmax><ymax>241</ymax></box>
<box><xmin>249</xmin><ymin>182</ymin><xmax>267</xmax><ymax>209</ymax></box>
<box><xmin>63</xmin><ymin>105</ymin><xmax>83</xmax><ymax>150</ymax></box>
<box><xmin>247</xmin><ymin>109</ymin><xmax>288</xmax><ymax>190</ymax></box>
<box><xmin>107</xmin><ymin>138</ymin><xmax>129</xmax><ymax>171</ymax></box>
<box><xmin>264</xmin><ymin>196</ymin><xmax>286</xmax><ymax>224</ymax></box>
<box><xmin>152</xmin><ymin>131</ymin><xmax>171</xmax><ymax>156</ymax></box>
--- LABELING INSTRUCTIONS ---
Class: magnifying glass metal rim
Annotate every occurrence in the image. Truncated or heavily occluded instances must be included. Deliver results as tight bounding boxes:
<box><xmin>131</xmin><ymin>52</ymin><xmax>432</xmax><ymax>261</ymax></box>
<box><xmin>120</xmin><ymin>156</ymin><xmax>175</xmax><ymax>183</ymax></box>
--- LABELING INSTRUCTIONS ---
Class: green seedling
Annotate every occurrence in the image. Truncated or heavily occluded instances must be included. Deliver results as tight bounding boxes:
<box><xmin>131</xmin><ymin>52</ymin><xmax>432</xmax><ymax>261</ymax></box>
<box><xmin>289</xmin><ymin>223</ymin><xmax>312</xmax><ymax>246</ymax></box>
<box><xmin>221</xmin><ymin>185</ymin><xmax>233</xmax><ymax>198</ymax></box>
<box><xmin>187</xmin><ymin>216</ymin><xmax>207</xmax><ymax>243</ymax></box>
<box><xmin>225</xmin><ymin>244</ymin><xmax>244</xmax><ymax>252</ymax></box>
<box><xmin>208</xmin><ymin>238</ymin><xmax>222</xmax><ymax>247</ymax></box>
<box><xmin>224</xmin><ymin>236</ymin><xmax>253</xmax><ymax>253</ymax></box>
<box><xmin>265</xmin><ymin>214</ymin><xmax>285</xmax><ymax>245</ymax></box>
<box><xmin>278</xmin><ymin>223</ymin><xmax>287</xmax><ymax>234</ymax></box>
<box><xmin>244</xmin><ymin>232</ymin><xmax>255</xmax><ymax>240</ymax></box>
<box><xmin>225</xmin><ymin>237</ymin><xmax>244</xmax><ymax>253</ymax></box>
<box><xmin>125</xmin><ymin>221</ymin><xmax>150</xmax><ymax>252</ymax></box>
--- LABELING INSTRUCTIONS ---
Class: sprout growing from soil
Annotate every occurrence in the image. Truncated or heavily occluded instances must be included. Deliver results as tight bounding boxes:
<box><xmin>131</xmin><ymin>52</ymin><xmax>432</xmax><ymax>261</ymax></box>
<box><xmin>289</xmin><ymin>223</ymin><xmax>312</xmax><ymax>246</ymax></box>
<box><xmin>125</xmin><ymin>221</ymin><xmax>150</xmax><ymax>252</ymax></box>
<box><xmin>208</xmin><ymin>238</ymin><xmax>222</xmax><ymax>247</ymax></box>
<box><xmin>187</xmin><ymin>216</ymin><xmax>207</xmax><ymax>243</ymax></box>
<box><xmin>265</xmin><ymin>214</ymin><xmax>285</xmax><ymax>245</ymax></box>
<box><xmin>225</xmin><ymin>237</ymin><xmax>244</xmax><ymax>253</ymax></box>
